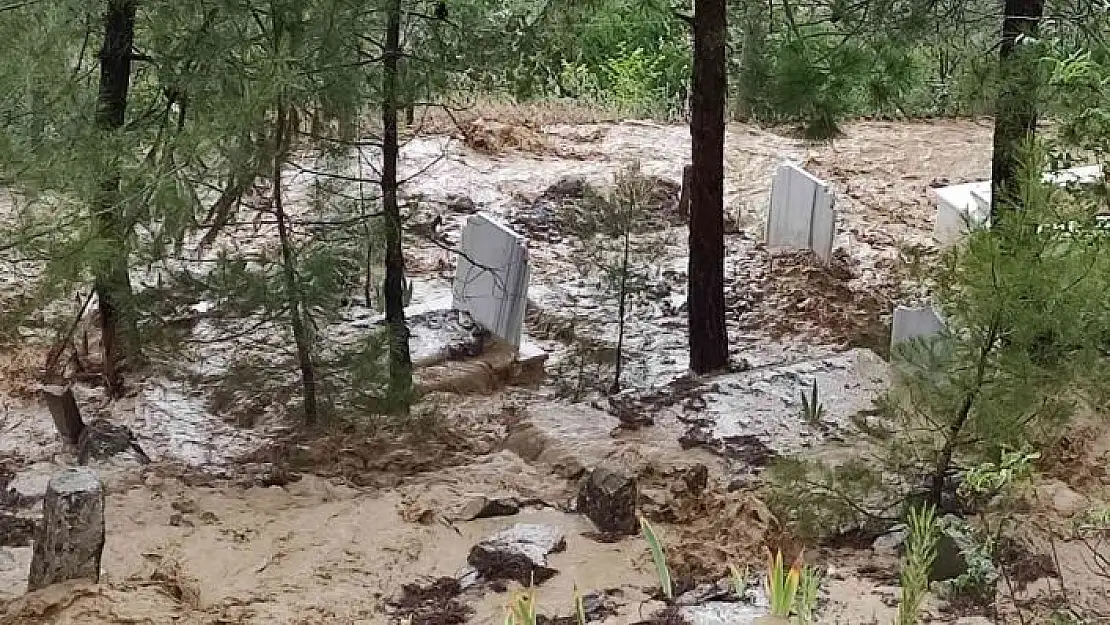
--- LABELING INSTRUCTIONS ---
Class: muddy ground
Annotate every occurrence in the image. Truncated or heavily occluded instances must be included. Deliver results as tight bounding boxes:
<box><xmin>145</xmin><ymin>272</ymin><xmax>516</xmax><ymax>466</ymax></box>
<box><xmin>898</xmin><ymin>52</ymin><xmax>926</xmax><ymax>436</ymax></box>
<box><xmin>2</xmin><ymin>115</ymin><xmax>1109</xmax><ymax>624</ymax></box>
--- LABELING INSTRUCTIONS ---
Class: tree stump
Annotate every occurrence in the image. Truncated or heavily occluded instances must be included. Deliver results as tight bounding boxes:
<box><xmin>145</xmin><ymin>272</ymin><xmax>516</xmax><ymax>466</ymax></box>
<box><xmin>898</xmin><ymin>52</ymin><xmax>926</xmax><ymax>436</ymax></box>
<box><xmin>27</xmin><ymin>467</ymin><xmax>105</xmax><ymax>591</ymax></box>
<box><xmin>42</xmin><ymin>385</ymin><xmax>85</xmax><ymax>445</ymax></box>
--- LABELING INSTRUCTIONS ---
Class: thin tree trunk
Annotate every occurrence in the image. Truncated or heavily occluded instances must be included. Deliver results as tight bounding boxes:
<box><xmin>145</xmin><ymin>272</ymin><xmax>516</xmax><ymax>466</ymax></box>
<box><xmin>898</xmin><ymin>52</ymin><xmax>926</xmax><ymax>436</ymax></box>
<box><xmin>94</xmin><ymin>0</ymin><xmax>141</xmax><ymax>396</ymax></box>
<box><xmin>382</xmin><ymin>0</ymin><xmax>413</xmax><ymax>407</ymax></box>
<box><xmin>688</xmin><ymin>0</ymin><xmax>729</xmax><ymax>374</ymax></box>
<box><xmin>273</xmin><ymin>104</ymin><xmax>319</xmax><ymax>426</ymax></box>
<box><xmin>990</xmin><ymin>0</ymin><xmax>1044</xmax><ymax>221</ymax></box>
<box><xmin>930</xmin><ymin>322</ymin><xmax>999</xmax><ymax>508</ymax></box>
<box><xmin>610</xmin><ymin>223</ymin><xmax>632</xmax><ymax>394</ymax></box>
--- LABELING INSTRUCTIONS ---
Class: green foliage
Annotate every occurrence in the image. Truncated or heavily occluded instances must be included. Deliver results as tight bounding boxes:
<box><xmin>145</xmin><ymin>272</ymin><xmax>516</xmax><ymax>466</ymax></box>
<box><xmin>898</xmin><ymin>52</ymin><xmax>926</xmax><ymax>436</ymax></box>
<box><xmin>573</xmin><ymin>583</ymin><xmax>587</xmax><ymax>625</ymax></box>
<box><xmin>729</xmin><ymin>562</ymin><xmax>749</xmax><ymax>599</ymax></box>
<box><xmin>938</xmin><ymin>516</ymin><xmax>997</xmax><ymax>604</ymax></box>
<box><xmin>766</xmin><ymin>549</ymin><xmax>802</xmax><ymax>618</ymax></box>
<box><xmin>767</xmin><ymin>456</ymin><xmax>896</xmax><ymax>542</ymax></box>
<box><xmin>897</xmin><ymin>505</ymin><xmax>939</xmax><ymax>625</ymax></box>
<box><xmin>504</xmin><ymin>586</ymin><xmax>539</xmax><ymax>625</ymax></box>
<box><xmin>795</xmin><ymin>564</ymin><xmax>822</xmax><ymax>625</ymax></box>
<box><xmin>771</xmin><ymin>145</ymin><xmax>1110</xmax><ymax>540</ymax></box>
<box><xmin>799</xmin><ymin>379</ymin><xmax>825</xmax><ymax>425</ymax></box>
<box><xmin>959</xmin><ymin>448</ymin><xmax>1039</xmax><ymax>502</ymax></box>
<box><xmin>639</xmin><ymin>516</ymin><xmax>674</xmax><ymax>600</ymax></box>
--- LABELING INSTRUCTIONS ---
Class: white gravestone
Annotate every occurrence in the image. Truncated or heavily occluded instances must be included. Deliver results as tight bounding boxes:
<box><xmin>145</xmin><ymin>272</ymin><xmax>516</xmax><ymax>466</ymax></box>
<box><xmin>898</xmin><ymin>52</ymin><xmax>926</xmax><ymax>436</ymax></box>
<box><xmin>890</xmin><ymin>305</ymin><xmax>947</xmax><ymax>354</ymax></box>
<box><xmin>933</xmin><ymin>164</ymin><xmax>1104</xmax><ymax>248</ymax></box>
<box><xmin>453</xmin><ymin>213</ymin><xmax>530</xmax><ymax>348</ymax></box>
<box><xmin>765</xmin><ymin>162</ymin><xmax>837</xmax><ymax>264</ymax></box>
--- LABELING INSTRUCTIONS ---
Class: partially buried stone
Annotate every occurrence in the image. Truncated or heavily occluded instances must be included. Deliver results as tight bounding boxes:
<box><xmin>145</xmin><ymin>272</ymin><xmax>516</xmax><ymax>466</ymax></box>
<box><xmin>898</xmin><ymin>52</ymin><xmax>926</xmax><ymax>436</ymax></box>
<box><xmin>452</xmin><ymin>495</ymin><xmax>522</xmax><ymax>521</ymax></box>
<box><xmin>78</xmin><ymin>419</ymin><xmax>151</xmax><ymax>465</ymax></box>
<box><xmin>28</xmin><ymin>467</ymin><xmax>105</xmax><ymax>591</ymax></box>
<box><xmin>577</xmin><ymin>468</ymin><xmax>639</xmax><ymax>535</ymax></box>
<box><xmin>467</xmin><ymin>523</ymin><xmax>566</xmax><ymax>585</ymax></box>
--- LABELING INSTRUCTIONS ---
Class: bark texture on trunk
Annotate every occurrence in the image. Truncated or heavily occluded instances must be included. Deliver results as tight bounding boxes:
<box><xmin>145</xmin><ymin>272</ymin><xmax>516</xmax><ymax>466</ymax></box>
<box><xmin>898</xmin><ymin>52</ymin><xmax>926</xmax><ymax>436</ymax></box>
<box><xmin>94</xmin><ymin>0</ymin><xmax>141</xmax><ymax>396</ymax></box>
<box><xmin>272</xmin><ymin>104</ymin><xmax>319</xmax><ymax>426</ymax></box>
<box><xmin>382</xmin><ymin>0</ymin><xmax>414</xmax><ymax>405</ymax></box>
<box><xmin>28</xmin><ymin>468</ymin><xmax>105</xmax><ymax>591</ymax></box>
<box><xmin>990</xmin><ymin>0</ymin><xmax>1044</xmax><ymax>220</ymax></box>
<box><xmin>688</xmin><ymin>0</ymin><xmax>729</xmax><ymax>374</ymax></box>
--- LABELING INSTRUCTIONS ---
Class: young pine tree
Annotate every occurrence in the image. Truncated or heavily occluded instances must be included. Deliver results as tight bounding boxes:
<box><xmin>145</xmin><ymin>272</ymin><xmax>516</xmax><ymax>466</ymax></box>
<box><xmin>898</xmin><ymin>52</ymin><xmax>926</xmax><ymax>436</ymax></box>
<box><xmin>770</xmin><ymin>147</ymin><xmax>1110</xmax><ymax>536</ymax></box>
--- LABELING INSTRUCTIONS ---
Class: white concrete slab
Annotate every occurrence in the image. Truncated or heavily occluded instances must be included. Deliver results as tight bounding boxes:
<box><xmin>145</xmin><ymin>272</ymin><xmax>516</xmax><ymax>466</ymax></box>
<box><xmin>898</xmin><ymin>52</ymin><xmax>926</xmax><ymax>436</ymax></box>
<box><xmin>933</xmin><ymin>181</ymin><xmax>991</xmax><ymax>247</ymax></box>
<box><xmin>891</xmin><ymin>305</ymin><xmax>946</xmax><ymax>353</ymax></box>
<box><xmin>452</xmin><ymin>212</ymin><xmax>530</xmax><ymax>348</ymax></box>
<box><xmin>811</xmin><ymin>188</ymin><xmax>837</xmax><ymax>264</ymax></box>
<box><xmin>933</xmin><ymin>164</ymin><xmax>1105</xmax><ymax>247</ymax></box>
<box><xmin>765</xmin><ymin>162</ymin><xmax>838</xmax><ymax>264</ymax></box>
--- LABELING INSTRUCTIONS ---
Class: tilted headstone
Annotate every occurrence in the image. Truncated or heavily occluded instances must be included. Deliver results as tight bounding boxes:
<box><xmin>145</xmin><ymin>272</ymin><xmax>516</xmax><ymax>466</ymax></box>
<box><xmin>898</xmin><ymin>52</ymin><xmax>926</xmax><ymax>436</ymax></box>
<box><xmin>890</xmin><ymin>305</ymin><xmax>947</xmax><ymax>354</ymax></box>
<box><xmin>28</xmin><ymin>467</ymin><xmax>105</xmax><ymax>591</ymax></box>
<box><xmin>42</xmin><ymin>384</ymin><xmax>85</xmax><ymax>445</ymax></box>
<box><xmin>765</xmin><ymin>162</ymin><xmax>837</xmax><ymax>264</ymax></box>
<box><xmin>452</xmin><ymin>212</ymin><xmax>530</xmax><ymax>348</ymax></box>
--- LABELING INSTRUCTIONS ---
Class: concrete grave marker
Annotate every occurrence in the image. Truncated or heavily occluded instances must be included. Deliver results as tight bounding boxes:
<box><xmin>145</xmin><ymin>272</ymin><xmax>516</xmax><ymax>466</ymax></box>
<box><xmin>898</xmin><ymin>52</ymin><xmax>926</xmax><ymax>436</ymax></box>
<box><xmin>765</xmin><ymin>162</ymin><xmax>837</xmax><ymax>264</ymax></box>
<box><xmin>453</xmin><ymin>212</ymin><xmax>530</xmax><ymax>348</ymax></box>
<box><xmin>890</xmin><ymin>305</ymin><xmax>947</xmax><ymax>353</ymax></box>
<box><xmin>933</xmin><ymin>164</ymin><xmax>1105</xmax><ymax>248</ymax></box>
<box><xmin>933</xmin><ymin>181</ymin><xmax>991</xmax><ymax>248</ymax></box>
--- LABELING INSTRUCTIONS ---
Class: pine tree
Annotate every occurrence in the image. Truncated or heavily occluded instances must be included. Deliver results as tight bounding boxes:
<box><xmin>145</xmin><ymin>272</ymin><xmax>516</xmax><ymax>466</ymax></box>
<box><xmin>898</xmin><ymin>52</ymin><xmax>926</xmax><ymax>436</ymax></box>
<box><xmin>990</xmin><ymin>0</ymin><xmax>1045</xmax><ymax>220</ymax></box>
<box><xmin>688</xmin><ymin>0</ymin><xmax>729</xmax><ymax>374</ymax></box>
<box><xmin>381</xmin><ymin>0</ymin><xmax>414</xmax><ymax>407</ymax></box>
<box><xmin>770</xmin><ymin>149</ymin><xmax>1110</xmax><ymax>533</ymax></box>
<box><xmin>93</xmin><ymin>0</ymin><xmax>142</xmax><ymax>396</ymax></box>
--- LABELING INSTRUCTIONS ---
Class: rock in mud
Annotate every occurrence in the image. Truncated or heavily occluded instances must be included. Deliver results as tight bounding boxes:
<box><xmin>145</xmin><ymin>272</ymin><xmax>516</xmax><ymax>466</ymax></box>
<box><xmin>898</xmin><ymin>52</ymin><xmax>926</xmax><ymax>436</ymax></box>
<box><xmin>77</xmin><ymin>419</ymin><xmax>151</xmax><ymax>465</ymax></box>
<box><xmin>675</xmin><ymin>580</ymin><xmax>731</xmax><ymax>606</ymax></box>
<box><xmin>576</xmin><ymin>468</ymin><xmax>639</xmax><ymax>535</ymax></box>
<box><xmin>467</xmin><ymin>523</ymin><xmax>566</xmax><ymax>585</ymax></box>
<box><xmin>930</xmin><ymin>515</ymin><xmax>971</xmax><ymax>582</ymax></box>
<box><xmin>679</xmin><ymin>602</ymin><xmax>766</xmax><ymax>625</ymax></box>
<box><xmin>872</xmin><ymin>524</ymin><xmax>908</xmax><ymax>555</ymax></box>
<box><xmin>451</xmin><ymin>495</ymin><xmax>522</xmax><ymax>521</ymax></box>
<box><xmin>0</xmin><ymin>513</ymin><xmax>39</xmax><ymax>547</ymax></box>
<box><xmin>446</xmin><ymin>194</ymin><xmax>478</xmax><ymax>214</ymax></box>
<box><xmin>28</xmin><ymin>468</ymin><xmax>105</xmax><ymax>591</ymax></box>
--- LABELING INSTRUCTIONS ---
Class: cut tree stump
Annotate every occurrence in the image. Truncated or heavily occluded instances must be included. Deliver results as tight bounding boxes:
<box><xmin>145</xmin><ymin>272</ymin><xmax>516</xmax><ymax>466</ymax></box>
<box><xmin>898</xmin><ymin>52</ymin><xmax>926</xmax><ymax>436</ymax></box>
<box><xmin>27</xmin><ymin>467</ymin><xmax>105</xmax><ymax>591</ymax></box>
<box><xmin>42</xmin><ymin>384</ymin><xmax>85</xmax><ymax>445</ymax></box>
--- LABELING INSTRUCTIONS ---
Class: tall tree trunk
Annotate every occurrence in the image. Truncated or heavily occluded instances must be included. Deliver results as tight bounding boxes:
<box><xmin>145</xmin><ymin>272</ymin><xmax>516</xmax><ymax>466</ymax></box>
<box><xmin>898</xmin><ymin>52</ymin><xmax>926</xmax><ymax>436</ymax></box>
<box><xmin>990</xmin><ymin>0</ymin><xmax>1044</xmax><ymax>221</ymax></box>
<box><xmin>382</xmin><ymin>0</ymin><xmax>413</xmax><ymax>407</ymax></box>
<box><xmin>94</xmin><ymin>0</ymin><xmax>141</xmax><ymax>396</ymax></box>
<box><xmin>688</xmin><ymin>0</ymin><xmax>729</xmax><ymax>374</ymax></box>
<box><xmin>734</xmin><ymin>0</ymin><xmax>767</xmax><ymax>121</ymax></box>
<box><xmin>272</xmin><ymin>104</ymin><xmax>319</xmax><ymax>426</ymax></box>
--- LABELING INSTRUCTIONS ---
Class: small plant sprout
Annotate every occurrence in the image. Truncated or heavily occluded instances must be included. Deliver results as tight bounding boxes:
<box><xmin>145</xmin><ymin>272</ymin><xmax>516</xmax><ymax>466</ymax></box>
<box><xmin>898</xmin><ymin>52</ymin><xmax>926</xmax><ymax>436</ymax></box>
<box><xmin>897</xmin><ymin>504</ymin><xmax>939</xmax><ymax>625</ymax></box>
<box><xmin>800</xmin><ymin>379</ymin><xmax>825</xmax><ymax>425</ymax></box>
<box><xmin>573</xmin><ymin>583</ymin><xmax>587</xmax><ymax>625</ymax></box>
<box><xmin>504</xmin><ymin>586</ymin><xmax>539</xmax><ymax>625</ymax></box>
<box><xmin>729</xmin><ymin>562</ymin><xmax>749</xmax><ymax>599</ymax></box>
<box><xmin>639</xmin><ymin>516</ymin><xmax>674</xmax><ymax>600</ymax></box>
<box><xmin>795</xmin><ymin>564</ymin><xmax>822</xmax><ymax>625</ymax></box>
<box><xmin>766</xmin><ymin>548</ymin><xmax>803</xmax><ymax>618</ymax></box>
